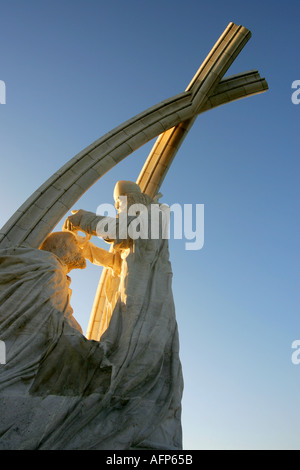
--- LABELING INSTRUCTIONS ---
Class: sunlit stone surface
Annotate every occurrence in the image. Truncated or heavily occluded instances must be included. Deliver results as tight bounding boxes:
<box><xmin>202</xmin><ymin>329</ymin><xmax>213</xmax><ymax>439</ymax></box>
<box><xmin>0</xmin><ymin>23</ymin><xmax>267</xmax><ymax>450</ymax></box>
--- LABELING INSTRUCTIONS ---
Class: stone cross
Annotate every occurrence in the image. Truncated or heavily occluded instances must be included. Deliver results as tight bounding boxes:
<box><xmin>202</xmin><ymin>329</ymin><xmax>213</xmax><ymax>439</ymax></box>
<box><xmin>0</xmin><ymin>22</ymin><xmax>268</xmax><ymax>340</ymax></box>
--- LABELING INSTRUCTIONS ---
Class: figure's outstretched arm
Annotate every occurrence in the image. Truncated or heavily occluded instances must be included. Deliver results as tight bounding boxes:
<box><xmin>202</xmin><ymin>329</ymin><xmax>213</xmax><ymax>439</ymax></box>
<box><xmin>63</xmin><ymin>209</ymin><xmax>134</xmax><ymax>244</ymax></box>
<box><xmin>63</xmin><ymin>209</ymin><xmax>104</xmax><ymax>236</ymax></box>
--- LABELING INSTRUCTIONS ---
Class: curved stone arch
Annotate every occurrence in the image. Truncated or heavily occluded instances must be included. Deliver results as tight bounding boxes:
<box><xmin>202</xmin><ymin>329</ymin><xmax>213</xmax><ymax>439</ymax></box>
<box><xmin>0</xmin><ymin>22</ymin><xmax>253</xmax><ymax>250</ymax></box>
<box><xmin>0</xmin><ymin>22</ymin><xmax>268</xmax><ymax>342</ymax></box>
<box><xmin>0</xmin><ymin>90</ymin><xmax>193</xmax><ymax>249</ymax></box>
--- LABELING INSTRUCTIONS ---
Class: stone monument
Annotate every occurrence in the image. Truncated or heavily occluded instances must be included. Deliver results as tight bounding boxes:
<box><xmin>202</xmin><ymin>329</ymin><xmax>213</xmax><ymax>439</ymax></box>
<box><xmin>0</xmin><ymin>23</ymin><xmax>268</xmax><ymax>449</ymax></box>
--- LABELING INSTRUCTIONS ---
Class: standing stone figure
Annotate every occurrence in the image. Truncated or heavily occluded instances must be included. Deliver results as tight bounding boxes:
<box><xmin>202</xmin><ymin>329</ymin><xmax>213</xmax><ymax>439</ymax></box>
<box><xmin>63</xmin><ymin>180</ymin><xmax>184</xmax><ymax>449</ymax></box>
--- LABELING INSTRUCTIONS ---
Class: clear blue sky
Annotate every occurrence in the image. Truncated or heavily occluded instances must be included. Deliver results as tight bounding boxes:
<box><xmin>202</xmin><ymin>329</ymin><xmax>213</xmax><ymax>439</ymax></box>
<box><xmin>0</xmin><ymin>0</ymin><xmax>299</xmax><ymax>450</ymax></box>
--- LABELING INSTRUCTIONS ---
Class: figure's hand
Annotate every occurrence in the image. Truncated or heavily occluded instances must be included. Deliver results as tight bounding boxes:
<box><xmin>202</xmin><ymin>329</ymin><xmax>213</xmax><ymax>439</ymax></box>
<box><xmin>63</xmin><ymin>209</ymin><xmax>86</xmax><ymax>233</ymax></box>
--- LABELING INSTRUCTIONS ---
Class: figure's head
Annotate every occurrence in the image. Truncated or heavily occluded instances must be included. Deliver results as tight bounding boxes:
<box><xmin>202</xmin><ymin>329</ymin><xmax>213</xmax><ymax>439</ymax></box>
<box><xmin>39</xmin><ymin>231</ymin><xmax>86</xmax><ymax>272</ymax></box>
<box><xmin>113</xmin><ymin>180</ymin><xmax>153</xmax><ymax>213</ymax></box>
<box><xmin>113</xmin><ymin>180</ymin><xmax>142</xmax><ymax>201</ymax></box>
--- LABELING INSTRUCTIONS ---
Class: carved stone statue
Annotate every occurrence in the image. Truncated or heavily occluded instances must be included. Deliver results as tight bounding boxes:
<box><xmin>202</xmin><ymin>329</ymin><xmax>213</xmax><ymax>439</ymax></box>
<box><xmin>0</xmin><ymin>23</ymin><xmax>268</xmax><ymax>450</ymax></box>
<box><xmin>0</xmin><ymin>182</ymin><xmax>183</xmax><ymax>450</ymax></box>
